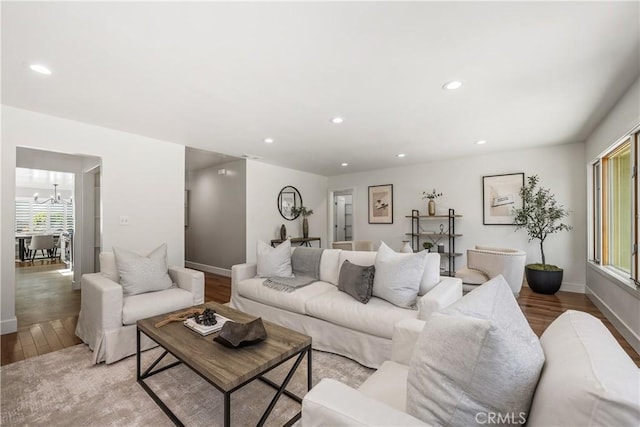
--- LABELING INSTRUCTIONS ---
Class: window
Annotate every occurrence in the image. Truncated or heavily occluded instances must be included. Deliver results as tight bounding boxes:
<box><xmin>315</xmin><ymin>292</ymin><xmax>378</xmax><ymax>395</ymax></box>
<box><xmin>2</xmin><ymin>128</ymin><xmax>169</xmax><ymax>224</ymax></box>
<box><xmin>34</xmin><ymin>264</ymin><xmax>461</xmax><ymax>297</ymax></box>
<box><xmin>15</xmin><ymin>198</ymin><xmax>74</xmax><ymax>234</ymax></box>
<box><xmin>591</xmin><ymin>129</ymin><xmax>639</xmax><ymax>287</ymax></box>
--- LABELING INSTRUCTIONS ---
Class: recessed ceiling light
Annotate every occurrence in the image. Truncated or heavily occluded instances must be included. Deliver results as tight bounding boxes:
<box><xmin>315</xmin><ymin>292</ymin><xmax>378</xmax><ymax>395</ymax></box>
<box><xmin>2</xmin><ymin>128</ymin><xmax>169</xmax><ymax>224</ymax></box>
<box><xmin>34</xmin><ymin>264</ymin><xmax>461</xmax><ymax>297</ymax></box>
<box><xmin>29</xmin><ymin>64</ymin><xmax>52</xmax><ymax>75</ymax></box>
<box><xmin>331</xmin><ymin>117</ymin><xmax>344</xmax><ymax>124</ymax></box>
<box><xmin>397</xmin><ymin>153</ymin><xmax>406</xmax><ymax>158</ymax></box>
<box><xmin>442</xmin><ymin>80</ymin><xmax>463</xmax><ymax>90</ymax></box>
<box><xmin>264</xmin><ymin>138</ymin><xmax>274</xmax><ymax>144</ymax></box>
<box><xmin>341</xmin><ymin>162</ymin><xmax>348</xmax><ymax>167</ymax></box>
<box><xmin>475</xmin><ymin>140</ymin><xmax>487</xmax><ymax>145</ymax></box>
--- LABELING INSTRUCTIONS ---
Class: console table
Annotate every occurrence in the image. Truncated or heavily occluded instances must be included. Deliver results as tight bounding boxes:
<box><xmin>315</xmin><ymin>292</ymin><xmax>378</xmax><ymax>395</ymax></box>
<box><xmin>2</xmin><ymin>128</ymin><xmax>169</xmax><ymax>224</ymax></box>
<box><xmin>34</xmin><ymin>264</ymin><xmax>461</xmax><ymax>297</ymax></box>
<box><xmin>270</xmin><ymin>237</ymin><xmax>321</xmax><ymax>248</ymax></box>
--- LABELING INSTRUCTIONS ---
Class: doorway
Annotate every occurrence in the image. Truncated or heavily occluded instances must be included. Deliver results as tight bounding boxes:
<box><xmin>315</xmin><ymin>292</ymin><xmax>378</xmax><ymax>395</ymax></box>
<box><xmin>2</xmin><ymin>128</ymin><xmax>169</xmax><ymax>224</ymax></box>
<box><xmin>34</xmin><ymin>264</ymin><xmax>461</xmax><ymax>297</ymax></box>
<box><xmin>333</xmin><ymin>190</ymin><xmax>354</xmax><ymax>242</ymax></box>
<box><xmin>5</xmin><ymin>148</ymin><xmax>102</xmax><ymax>365</ymax></box>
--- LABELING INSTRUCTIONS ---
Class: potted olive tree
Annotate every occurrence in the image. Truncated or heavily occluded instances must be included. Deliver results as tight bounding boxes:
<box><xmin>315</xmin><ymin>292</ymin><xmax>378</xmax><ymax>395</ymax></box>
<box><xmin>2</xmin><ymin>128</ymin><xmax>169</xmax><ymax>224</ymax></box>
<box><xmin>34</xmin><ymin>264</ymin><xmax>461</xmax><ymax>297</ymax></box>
<box><xmin>513</xmin><ymin>175</ymin><xmax>572</xmax><ymax>294</ymax></box>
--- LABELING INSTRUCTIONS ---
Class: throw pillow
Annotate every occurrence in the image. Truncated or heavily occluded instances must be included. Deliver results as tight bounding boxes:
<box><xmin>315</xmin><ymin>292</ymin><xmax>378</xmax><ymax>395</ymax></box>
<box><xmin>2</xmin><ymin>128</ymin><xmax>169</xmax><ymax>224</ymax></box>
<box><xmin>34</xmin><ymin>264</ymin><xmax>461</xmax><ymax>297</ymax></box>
<box><xmin>419</xmin><ymin>252</ymin><xmax>440</xmax><ymax>295</ymax></box>
<box><xmin>338</xmin><ymin>260</ymin><xmax>375</xmax><ymax>303</ymax></box>
<box><xmin>372</xmin><ymin>242</ymin><xmax>427</xmax><ymax>308</ymax></box>
<box><xmin>256</xmin><ymin>239</ymin><xmax>293</xmax><ymax>278</ymax></box>
<box><xmin>113</xmin><ymin>243</ymin><xmax>174</xmax><ymax>296</ymax></box>
<box><xmin>406</xmin><ymin>275</ymin><xmax>545</xmax><ymax>426</ymax></box>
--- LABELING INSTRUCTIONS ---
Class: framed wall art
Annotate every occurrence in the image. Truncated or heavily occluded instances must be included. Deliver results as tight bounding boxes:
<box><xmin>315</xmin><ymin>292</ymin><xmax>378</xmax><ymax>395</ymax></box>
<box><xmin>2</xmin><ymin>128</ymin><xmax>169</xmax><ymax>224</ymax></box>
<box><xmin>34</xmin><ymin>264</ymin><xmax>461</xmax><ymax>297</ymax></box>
<box><xmin>482</xmin><ymin>173</ymin><xmax>524</xmax><ymax>225</ymax></box>
<box><xmin>368</xmin><ymin>184</ymin><xmax>393</xmax><ymax>224</ymax></box>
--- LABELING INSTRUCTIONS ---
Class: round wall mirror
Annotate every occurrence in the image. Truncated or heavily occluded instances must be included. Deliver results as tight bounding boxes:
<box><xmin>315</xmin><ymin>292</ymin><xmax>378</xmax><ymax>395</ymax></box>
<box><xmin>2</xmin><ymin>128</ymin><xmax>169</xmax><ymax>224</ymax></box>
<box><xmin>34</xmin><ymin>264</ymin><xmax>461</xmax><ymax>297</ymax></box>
<box><xmin>278</xmin><ymin>186</ymin><xmax>302</xmax><ymax>220</ymax></box>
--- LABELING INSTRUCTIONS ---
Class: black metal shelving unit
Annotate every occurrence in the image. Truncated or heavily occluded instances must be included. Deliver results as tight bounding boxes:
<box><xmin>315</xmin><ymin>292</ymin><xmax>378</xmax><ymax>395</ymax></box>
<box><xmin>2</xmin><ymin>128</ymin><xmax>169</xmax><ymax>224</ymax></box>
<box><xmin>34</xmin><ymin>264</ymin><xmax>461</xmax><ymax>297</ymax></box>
<box><xmin>406</xmin><ymin>208</ymin><xmax>462</xmax><ymax>276</ymax></box>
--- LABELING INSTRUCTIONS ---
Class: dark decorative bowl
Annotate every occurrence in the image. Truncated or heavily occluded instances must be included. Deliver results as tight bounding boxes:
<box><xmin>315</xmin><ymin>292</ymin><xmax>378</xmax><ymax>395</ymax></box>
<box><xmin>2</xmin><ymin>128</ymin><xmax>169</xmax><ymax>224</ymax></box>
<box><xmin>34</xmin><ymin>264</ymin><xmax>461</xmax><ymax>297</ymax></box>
<box><xmin>214</xmin><ymin>318</ymin><xmax>267</xmax><ymax>348</ymax></box>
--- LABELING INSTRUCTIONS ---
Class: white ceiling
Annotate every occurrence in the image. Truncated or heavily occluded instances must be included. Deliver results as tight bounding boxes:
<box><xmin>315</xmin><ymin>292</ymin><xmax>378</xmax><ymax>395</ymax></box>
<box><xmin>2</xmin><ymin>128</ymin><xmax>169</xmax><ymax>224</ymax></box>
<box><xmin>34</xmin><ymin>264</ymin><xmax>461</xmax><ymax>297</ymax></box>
<box><xmin>185</xmin><ymin>147</ymin><xmax>238</xmax><ymax>172</ymax></box>
<box><xmin>2</xmin><ymin>2</ymin><xmax>639</xmax><ymax>176</ymax></box>
<box><xmin>15</xmin><ymin>168</ymin><xmax>74</xmax><ymax>190</ymax></box>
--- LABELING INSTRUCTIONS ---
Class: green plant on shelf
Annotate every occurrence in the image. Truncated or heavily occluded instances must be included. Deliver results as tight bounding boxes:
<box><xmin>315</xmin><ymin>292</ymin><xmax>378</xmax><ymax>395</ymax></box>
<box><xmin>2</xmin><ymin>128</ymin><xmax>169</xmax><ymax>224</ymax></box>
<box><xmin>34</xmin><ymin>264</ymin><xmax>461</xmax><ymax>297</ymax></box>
<box><xmin>422</xmin><ymin>188</ymin><xmax>443</xmax><ymax>200</ymax></box>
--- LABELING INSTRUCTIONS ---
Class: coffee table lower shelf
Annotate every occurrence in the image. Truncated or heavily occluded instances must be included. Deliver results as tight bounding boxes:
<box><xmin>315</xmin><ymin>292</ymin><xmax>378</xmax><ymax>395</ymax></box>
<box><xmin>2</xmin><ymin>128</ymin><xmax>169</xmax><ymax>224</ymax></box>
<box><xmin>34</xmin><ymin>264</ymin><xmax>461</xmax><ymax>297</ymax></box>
<box><xmin>136</xmin><ymin>328</ymin><xmax>312</xmax><ymax>427</ymax></box>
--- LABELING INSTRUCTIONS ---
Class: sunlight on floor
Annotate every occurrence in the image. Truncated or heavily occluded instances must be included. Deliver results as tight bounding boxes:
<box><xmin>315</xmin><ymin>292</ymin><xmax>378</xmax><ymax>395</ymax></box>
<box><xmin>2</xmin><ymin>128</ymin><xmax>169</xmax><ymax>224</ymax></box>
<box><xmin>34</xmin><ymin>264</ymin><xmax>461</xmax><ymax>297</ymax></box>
<box><xmin>55</xmin><ymin>269</ymin><xmax>73</xmax><ymax>277</ymax></box>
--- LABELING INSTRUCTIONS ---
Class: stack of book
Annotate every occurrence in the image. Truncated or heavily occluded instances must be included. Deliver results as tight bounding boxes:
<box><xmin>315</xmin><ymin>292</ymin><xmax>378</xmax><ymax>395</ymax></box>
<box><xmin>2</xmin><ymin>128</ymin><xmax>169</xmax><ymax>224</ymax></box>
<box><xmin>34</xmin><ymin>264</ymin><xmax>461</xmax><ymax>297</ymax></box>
<box><xmin>183</xmin><ymin>314</ymin><xmax>232</xmax><ymax>336</ymax></box>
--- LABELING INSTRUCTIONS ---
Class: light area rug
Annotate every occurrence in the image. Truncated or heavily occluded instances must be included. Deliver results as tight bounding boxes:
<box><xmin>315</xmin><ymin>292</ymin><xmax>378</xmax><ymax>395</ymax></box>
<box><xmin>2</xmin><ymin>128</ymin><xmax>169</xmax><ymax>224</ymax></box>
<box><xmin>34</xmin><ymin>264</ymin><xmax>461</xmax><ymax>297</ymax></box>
<box><xmin>1</xmin><ymin>344</ymin><xmax>373</xmax><ymax>426</ymax></box>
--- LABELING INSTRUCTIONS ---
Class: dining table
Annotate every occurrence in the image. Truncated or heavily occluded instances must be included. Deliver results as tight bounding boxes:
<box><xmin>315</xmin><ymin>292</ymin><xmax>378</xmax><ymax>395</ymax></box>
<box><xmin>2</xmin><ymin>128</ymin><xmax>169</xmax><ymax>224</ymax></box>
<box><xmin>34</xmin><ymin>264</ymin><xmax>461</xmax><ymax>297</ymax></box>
<box><xmin>15</xmin><ymin>233</ymin><xmax>55</xmax><ymax>262</ymax></box>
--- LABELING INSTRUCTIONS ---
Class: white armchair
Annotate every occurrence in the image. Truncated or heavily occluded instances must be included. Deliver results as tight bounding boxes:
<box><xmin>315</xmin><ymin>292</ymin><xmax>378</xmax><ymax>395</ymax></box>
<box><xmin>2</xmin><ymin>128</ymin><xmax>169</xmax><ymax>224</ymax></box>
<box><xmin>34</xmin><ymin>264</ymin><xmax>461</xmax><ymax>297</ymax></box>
<box><xmin>302</xmin><ymin>318</ymin><xmax>428</xmax><ymax>426</ymax></box>
<box><xmin>75</xmin><ymin>252</ymin><xmax>204</xmax><ymax>364</ymax></box>
<box><xmin>455</xmin><ymin>245</ymin><xmax>526</xmax><ymax>296</ymax></box>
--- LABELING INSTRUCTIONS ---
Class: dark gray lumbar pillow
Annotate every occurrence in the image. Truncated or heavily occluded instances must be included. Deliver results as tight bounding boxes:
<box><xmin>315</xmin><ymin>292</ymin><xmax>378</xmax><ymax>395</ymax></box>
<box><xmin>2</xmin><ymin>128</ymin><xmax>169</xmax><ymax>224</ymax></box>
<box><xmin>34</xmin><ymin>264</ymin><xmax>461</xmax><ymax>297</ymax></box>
<box><xmin>338</xmin><ymin>260</ymin><xmax>375</xmax><ymax>303</ymax></box>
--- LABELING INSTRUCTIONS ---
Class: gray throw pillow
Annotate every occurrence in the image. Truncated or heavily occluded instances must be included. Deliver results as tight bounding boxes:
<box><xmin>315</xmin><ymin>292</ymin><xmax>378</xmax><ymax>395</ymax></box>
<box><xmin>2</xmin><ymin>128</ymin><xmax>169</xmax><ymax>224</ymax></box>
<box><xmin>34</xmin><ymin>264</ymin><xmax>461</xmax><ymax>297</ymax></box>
<box><xmin>113</xmin><ymin>243</ymin><xmax>174</xmax><ymax>296</ymax></box>
<box><xmin>338</xmin><ymin>260</ymin><xmax>375</xmax><ymax>303</ymax></box>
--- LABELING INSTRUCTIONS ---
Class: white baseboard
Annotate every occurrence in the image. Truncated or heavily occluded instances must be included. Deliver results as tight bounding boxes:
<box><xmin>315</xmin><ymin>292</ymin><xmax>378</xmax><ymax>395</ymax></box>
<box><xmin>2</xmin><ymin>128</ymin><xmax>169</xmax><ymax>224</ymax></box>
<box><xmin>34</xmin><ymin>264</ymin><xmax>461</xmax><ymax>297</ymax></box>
<box><xmin>586</xmin><ymin>285</ymin><xmax>640</xmax><ymax>356</ymax></box>
<box><xmin>185</xmin><ymin>261</ymin><xmax>231</xmax><ymax>277</ymax></box>
<box><xmin>560</xmin><ymin>281</ymin><xmax>585</xmax><ymax>293</ymax></box>
<box><xmin>522</xmin><ymin>281</ymin><xmax>585</xmax><ymax>293</ymax></box>
<box><xmin>1</xmin><ymin>317</ymin><xmax>17</xmax><ymax>335</ymax></box>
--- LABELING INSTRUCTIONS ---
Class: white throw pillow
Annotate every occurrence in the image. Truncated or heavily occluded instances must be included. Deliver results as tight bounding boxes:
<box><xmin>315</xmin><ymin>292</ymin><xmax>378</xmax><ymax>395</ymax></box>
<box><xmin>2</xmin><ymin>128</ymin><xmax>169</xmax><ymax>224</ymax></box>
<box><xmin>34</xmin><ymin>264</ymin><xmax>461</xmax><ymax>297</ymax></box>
<box><xmin>419</xmin><ymin>252</ymin><xmax>440</xmax><ymax>295</ymax></box>
<box><xmin>256</xmin><ymin>239</ymin><xmax>293</xmax><ymax>278</ymax></box>
<box><xmin>372</xmin><ymin>242</ymin><xmax>427</xmax><ymax>308</ymax></box>
<box><xmin>113</xmin><ymin>243</ymin><xmax>174</xmax><ymax>296</ymax></box>
<box><xmin>406</xmin><ymin>275</ymin><xmax>544</xmax><ymax>426</ymax></box>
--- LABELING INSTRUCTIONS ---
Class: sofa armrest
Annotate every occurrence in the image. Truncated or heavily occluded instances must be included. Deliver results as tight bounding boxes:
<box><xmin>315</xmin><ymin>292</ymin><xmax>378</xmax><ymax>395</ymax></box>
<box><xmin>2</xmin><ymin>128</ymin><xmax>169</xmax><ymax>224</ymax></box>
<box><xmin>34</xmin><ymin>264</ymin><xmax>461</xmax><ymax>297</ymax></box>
<box><xmin>169</xmin><ymin>266</ymin><xmax>204</xmax><ymax>305</ymax></box>
<box><xmin>302</xmin><ymin>379</ymin><xmax>427</xmax><ymax>427</ymax></box>
<box><xmin>391</xmin><ymin>318</ymin><xmax>426</xmax><ymax>365</ymax></box>
<box><xmin>75</xmin><ymin>273</ymin><xmax>124</xmax><ymax>358</ymax></box>
<box><xmin>417</xmin><ymin>276</ymin><xmax>462</xmax><ymax>320</ymax></box>
<box><xmin>231</xmin><ymin>263</ymin><xmax>257</xmax><ymax>299</ymax></box>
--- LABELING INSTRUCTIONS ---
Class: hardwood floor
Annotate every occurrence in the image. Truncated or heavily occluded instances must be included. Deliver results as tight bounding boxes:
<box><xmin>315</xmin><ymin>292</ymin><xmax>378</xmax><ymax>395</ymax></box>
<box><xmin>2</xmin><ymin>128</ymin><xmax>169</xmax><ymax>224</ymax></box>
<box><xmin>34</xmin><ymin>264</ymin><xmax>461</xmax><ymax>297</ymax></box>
<box><xmin>0</xmin><ymin>268</ymin><xmax>230</xmax><ymax>366</ymax></box>
<box><xmin>2</xmin><ymin>268</ymin><xmax>639</xmax><ymax>368</ymax></box>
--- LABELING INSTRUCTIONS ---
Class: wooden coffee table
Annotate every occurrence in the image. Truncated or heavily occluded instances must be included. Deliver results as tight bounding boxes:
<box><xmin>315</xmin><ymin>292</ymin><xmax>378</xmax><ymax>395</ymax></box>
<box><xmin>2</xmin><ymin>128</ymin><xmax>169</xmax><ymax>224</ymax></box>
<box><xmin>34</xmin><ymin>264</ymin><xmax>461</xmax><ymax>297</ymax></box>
<box><xmin>136</xmin><ymin>302</ymin><xmax>312</xmax><ymax>427</ymax></box>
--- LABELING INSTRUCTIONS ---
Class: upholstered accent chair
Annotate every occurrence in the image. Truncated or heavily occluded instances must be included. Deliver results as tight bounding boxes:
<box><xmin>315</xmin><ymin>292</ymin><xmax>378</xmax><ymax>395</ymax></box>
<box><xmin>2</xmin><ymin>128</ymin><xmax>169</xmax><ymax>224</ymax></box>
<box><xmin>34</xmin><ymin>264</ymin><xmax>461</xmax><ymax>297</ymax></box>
<box><xmin>331</xmin><ymin>240</ymin><xmax>374</xmax><ymax>251</ymax></box>
<box><xmin>455</xmin><ymin>245</ymin><xmax>527</xmax><ymax>296</ymax></box>
<box><xmin>75</xmin><ymin>251</ymin><xmax>204</xmax><ymax>364</ymax></box>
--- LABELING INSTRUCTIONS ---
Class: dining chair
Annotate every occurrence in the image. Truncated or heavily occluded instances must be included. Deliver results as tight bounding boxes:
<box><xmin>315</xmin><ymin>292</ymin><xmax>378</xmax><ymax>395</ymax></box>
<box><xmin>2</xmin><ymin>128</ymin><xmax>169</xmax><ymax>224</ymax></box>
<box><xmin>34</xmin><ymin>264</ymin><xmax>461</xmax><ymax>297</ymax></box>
<box><xmin>28</xmin><ymin>235</ymin><xmax>55</xmax><ymax>261</ymax></box>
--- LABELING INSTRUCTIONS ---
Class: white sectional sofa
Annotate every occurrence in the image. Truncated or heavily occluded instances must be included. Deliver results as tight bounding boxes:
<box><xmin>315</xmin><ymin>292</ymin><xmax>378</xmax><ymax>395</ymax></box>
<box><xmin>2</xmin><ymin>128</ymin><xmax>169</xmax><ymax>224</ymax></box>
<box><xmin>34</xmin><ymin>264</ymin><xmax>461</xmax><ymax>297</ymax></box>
<box><xmin>231</xmin><ymin>249</ymin><xmax>462</xmax><ymax>368</ymax></box>
<box><xmin>302</xmin><ymin>310</ymin><xmax>640</xmax><ymax>426</ymax></box>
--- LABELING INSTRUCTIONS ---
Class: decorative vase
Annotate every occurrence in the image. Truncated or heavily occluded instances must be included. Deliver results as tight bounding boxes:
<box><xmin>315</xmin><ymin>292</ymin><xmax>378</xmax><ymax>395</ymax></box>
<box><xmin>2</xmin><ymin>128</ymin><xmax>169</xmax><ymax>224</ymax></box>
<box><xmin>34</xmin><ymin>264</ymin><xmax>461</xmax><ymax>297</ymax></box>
<box><xmin>280</xmin><ymin>224</ymin><xmax>287</xmax><ymax>240</ymax></box>
<box><xmin>400</xmin><ymin>242</ymin><xmax>413</xmax><ymax>253</ymax></box>
<box><xmin>428</xmin><ymin>199</ymin><xmax>436</xmax><ymax>216</ymax></box>
<box><xmin>302</xmin><ymin>217</ymin><xmax>309</xmax><ymax>238</ymax></box>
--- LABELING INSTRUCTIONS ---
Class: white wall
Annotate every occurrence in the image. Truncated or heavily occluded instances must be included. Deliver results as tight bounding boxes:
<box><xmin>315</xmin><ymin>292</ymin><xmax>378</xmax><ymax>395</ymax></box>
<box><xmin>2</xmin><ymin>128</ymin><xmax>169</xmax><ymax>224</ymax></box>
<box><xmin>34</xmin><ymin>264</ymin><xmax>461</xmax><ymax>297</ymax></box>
<box><xmin>1</xmin><ymin>106</ymin><xmax>186</xmax><ymax>334</ymax></box>
<box><xmin>185</xmin><ymin>159</ymin><xmax>246</xmax><ymax>274</ymax></box>
<box><xmin>328</xmin><ymin>142</ymin><xmax>587</xmax><ymax>291</ymax></box>
<box><xmin>584</xmin><ymin>77</ymin><xmax>640</xmax><ymax>354</ymax></box>
<box><xmin>245</xmin><ymin>161</ymin><xmax>328</xmax><ymax>263</ymax></box>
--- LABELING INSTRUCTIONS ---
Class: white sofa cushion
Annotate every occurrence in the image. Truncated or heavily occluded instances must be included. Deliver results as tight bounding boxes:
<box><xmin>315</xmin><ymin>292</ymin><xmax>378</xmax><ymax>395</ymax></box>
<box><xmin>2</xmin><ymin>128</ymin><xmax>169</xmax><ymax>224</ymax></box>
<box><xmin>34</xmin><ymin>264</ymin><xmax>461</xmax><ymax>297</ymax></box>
<box><xmin>358</xmin><ymin>360</ymin><xmax>409</xmax><ymax>412</ymax></box>
<box><xmin>373</xmin><ymin>242</ymin><xmax>426</xmax><ymax>308</ymax></box>
<box><xmin>237</xmin><ymin>278</ymin><xmax>335</xmax><ymax>315</ymax></box>
<box><xmin>99</xmin><ymin>252</ymin><xmax>119</xmax><ymax>282</ymax></box>
<box><xmin>113</xmin><ymin>244</ymin><xmax>174</xmax><ymax>296</ymax></box>
<box><xmin>319</xmin><ymin>249</ymin><xmax>342</xmax><ymax>285</ymax></box>
<box><xmin>122</xmin><ymin>287</ymin><xmax>194</xmax><ymax>325</ymax></box>
<box><xmin>527</xmin><ymin>310</ymin><xmax>640</xmax><ymax>426</ymax></box>
<box><xmin>419</xmin><ymin>252</ymin><xmax>440</xmax><ymax>295</ymax></box>
<box><xmin>406</xmin><ymin>275</ymin><xmax>544</xmax><ymax>425</ymax></box>
<box><xmin>338</xmin><ymin>250</ymin><xmax>377</xmax><ymax>270</ymax></box>
<box><xmin>305</xmin><ymin>290</ymin><xmax>418</xmax><ymax>339</ymax></box>
<box><xmin>256</xmin><ymin>239</ymin><xmax>293</xmax><ymax>278</ymax></box>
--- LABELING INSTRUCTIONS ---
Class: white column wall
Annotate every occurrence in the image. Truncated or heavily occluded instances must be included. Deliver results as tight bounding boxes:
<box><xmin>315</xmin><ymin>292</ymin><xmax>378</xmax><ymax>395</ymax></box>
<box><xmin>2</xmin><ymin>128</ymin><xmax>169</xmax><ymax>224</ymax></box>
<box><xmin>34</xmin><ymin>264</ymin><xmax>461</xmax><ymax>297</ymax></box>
<box><xmin>1</xmin><ymin>106</ymin><xmax>185</xmax><ymax>334</ymax></box>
